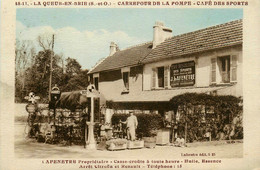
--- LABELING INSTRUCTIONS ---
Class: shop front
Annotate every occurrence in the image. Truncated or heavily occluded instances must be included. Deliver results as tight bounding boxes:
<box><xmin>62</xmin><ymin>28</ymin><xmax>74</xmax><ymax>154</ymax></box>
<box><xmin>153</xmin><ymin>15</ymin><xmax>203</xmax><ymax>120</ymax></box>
<box><xmin>103</xmin><ymin>85</ymin><xmax>240</xmax><ymax>144</ymax></box>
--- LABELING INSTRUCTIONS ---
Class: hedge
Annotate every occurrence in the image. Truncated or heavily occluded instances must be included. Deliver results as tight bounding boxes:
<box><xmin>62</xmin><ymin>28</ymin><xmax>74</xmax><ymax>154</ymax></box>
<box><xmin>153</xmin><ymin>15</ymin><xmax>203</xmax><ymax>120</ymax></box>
<box><xmin>111</xmin><ymin>113</ymin><xmax>164</xmax><ymax>137</ymax></box>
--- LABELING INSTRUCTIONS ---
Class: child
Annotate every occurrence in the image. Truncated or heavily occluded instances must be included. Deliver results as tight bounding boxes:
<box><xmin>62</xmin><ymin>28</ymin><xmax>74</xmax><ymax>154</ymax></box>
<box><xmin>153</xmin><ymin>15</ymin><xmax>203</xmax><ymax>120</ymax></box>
<box><xmin>175</xmin><ymin>134</ymin><xmax>185</xmax><ymax>147</ymax></box>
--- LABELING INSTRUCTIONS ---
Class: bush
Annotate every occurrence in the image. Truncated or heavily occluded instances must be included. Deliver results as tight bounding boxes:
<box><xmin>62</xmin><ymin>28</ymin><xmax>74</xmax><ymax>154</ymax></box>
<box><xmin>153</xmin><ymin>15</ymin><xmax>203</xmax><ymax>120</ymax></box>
<box><xmin>169</xmin><ymin>93</ymin><xmax>243</xmax><ymax>141</ymax></box>
<box><xmin>111</xmin><ymin>113</ymin><xmax>164</xmax><ymax>137</ymax></box>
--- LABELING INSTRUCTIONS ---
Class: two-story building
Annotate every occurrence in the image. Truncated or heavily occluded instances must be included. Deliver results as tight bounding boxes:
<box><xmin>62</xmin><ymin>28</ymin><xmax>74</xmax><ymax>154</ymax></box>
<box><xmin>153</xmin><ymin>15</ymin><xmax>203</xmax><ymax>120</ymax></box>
<box><xmin>88</xmin><ymin>19</ymin><xmax>242</xmax><ymax>116</ymax></box>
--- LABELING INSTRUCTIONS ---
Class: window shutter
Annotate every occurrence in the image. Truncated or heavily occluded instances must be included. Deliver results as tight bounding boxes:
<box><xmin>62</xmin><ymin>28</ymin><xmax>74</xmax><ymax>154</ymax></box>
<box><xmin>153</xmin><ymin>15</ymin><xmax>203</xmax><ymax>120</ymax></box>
<box><xmin>152</xmin><ymin>68</ymin><xmax>156</xmax><ymax>89</ymax></box>
<box><xmin>231</xmin><ymin>55</ymin><xmax>238</xmax><ymax>82</ymax></box>
<box><xmin>211</xmin><ymin>58</ymin><xmax>216</xmax><ymax>84</ymax></box>
<box><xmin>164</xmin><ymin>66</ymin><xmax>169</xmax><ymax>89</ymax></box>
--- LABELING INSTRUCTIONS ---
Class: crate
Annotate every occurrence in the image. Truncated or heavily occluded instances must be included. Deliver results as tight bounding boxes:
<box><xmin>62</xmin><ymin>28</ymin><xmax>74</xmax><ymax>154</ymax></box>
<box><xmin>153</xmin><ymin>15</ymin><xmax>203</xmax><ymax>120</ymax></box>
<box><xmin>143</xmin><ymin>137</ymin><xmax>156</xmax><ymax>148</ymax></box>
<box><xmin>127</xmin><ymin>140</ymin><xmax>144</xmax><ymax>149</ymax></box>
<box><xmin>107</xmin><ymin>143</ymin><xmax>127</xmax><ymax>151</ymax></box>
<box><xmin>156</xmin><ymin>129</ymin><xmax>170</xmax><ymax>145</ymax></box>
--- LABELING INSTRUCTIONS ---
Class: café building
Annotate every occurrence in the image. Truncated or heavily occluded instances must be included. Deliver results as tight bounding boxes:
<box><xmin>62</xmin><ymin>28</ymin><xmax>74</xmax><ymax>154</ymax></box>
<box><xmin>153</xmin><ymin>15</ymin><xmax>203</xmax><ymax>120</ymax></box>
<box><xmin>88</xmin><ymin>19</ymin><xmax>243</xmax><ymax>118</ymax></box>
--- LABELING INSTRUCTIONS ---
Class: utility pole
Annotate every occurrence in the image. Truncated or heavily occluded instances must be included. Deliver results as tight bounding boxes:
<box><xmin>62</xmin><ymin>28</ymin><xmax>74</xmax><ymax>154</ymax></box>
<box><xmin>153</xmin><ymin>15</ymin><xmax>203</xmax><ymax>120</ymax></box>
<box><xmin>48</xmin><ymin>34</ymin><xmax>55</xmax><ymax>101</ymax></box>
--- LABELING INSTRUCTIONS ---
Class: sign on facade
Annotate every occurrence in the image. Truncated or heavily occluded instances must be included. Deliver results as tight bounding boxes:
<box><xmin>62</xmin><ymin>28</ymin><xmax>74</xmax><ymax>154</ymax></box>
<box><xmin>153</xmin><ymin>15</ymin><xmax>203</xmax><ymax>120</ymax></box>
<box><xmin>170</xmin><ymin>61</ymin><xmax>195</xmax><ymax>87</ymax></box>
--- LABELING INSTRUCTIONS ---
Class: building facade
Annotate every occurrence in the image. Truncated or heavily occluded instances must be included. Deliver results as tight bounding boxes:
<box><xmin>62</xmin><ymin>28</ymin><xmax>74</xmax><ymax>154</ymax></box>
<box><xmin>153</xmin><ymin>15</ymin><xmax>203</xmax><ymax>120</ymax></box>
<box><xmin>88</xmin><ymin>19</ymin><xmax>243</xmax><ymax>114</ymax></box>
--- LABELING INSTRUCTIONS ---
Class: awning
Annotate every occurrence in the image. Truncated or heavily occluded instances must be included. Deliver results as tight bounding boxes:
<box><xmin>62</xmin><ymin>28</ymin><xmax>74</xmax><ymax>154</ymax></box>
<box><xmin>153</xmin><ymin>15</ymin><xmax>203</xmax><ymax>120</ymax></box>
<box><xmin>107</xmin><ymin>86</ymin><xmax>233</xmax><ymax>103</ymax></box>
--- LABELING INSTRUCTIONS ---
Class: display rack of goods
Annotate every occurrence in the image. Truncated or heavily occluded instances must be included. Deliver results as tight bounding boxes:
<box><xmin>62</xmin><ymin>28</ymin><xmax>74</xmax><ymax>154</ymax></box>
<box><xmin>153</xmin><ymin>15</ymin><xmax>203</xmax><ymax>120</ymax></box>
<box><xmin>106</xmin><ymin>139</ymin><xmax>127</xmax><ymax>151</ymax></box>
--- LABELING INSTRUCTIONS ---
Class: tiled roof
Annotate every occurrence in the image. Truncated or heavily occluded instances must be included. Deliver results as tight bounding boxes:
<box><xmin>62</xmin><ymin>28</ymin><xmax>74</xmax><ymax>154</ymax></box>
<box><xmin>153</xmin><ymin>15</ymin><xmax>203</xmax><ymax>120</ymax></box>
<box><xmin>89</xmin><ymin>19</ymin><xmax>242</xmax><ymax>73</ymax></box>
<box><xmin>142</xmin><ymin>19</ymin><xmax>242</xmax><ymax>63</ymax></box>
<box><xmin>89</xmin><ymin>42</ymin><xmax>153</xmax><ymax>73</ymax></box>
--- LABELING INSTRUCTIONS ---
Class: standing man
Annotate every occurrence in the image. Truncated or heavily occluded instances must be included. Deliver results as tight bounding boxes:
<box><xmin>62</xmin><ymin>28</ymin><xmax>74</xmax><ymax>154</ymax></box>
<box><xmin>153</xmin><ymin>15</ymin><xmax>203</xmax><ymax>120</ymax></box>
<box><xmin>121</xmin><ymin>112</ymin><xmax>138</xmax><ymax>141</ymax></box>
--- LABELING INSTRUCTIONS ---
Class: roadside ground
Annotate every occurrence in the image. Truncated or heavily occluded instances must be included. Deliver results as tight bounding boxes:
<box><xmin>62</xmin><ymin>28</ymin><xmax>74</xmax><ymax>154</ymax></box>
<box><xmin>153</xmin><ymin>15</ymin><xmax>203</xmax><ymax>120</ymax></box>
<box><xmin>15</xmin><ymin>122</ymin><xmax>243</xmax><ymax>159</ymax></box>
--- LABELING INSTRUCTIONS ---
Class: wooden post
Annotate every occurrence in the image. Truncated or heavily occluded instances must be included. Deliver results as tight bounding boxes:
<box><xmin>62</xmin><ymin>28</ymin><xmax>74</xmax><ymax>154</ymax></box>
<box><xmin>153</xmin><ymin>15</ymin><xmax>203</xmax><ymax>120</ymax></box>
<box><xmin>184</xmin><ymin>106</ymin><xmax>187</xmax><ymax>144</ymax></box>
<box><xmin>172</xmin><ymin>106</ymin><xmax>178</xmax><ymax>143</ymax></box>
<box><xmin>48</xmin><ymin>35</ymin><xmax>54</xmax><ymax>101</ymax></box>
<box><xmin>171</xmin><ymin>112</ymin><xmax>175</xmax><ymax>143</ymax></box>
<box><xmin>53</xmin><ymin>108</ymin><xmax>56</xmax><ymax>126</ymax></box>
<box><xmin>184</xmin><ymin>121</ymin><xmax>187</xmax><ymax>144</ymax></box>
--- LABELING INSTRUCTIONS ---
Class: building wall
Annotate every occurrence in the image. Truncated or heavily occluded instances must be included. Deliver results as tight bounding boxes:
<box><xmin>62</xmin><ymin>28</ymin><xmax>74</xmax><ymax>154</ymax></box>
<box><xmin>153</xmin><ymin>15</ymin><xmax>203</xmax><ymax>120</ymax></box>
<box><xmin>95</xmin><ymin>45</ymin><xmax>242</xmax><ymax>104</ymax></box>
<box><xmin>98</xmin><ymin>66</ymin><xmax>143</xmax><ymax>102</ymax></box>
<box><xmin>143</xmin><ymin>45</ymin><xmax>243</xmax><ymax>96</ymax></box>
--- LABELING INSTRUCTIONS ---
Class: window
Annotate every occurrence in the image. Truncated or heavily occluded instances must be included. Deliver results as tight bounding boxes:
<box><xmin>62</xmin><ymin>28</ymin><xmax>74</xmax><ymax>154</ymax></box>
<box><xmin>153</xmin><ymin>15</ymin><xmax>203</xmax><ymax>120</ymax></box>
<box><xmin>123</xmin><ymin>72</ymin><xmax>129</xmax><ymax>91</ymax></box>
<box><xmin>152</xmin><ymin>66</ymin><xmax>169</xmax><ymax>89</ymax></box>
<box><xmin>94</xmin><ymin>77</ymin><xmax>99</xmax><ymax>90</ymax></box>
<box><xmin>89</xmin><ymin>75</ymin><xmax>93</xmax><ymax>84</ymax></box>
<box><xmin>219</xmin><ymin>56</ymin><xmax>230</xmax><ymax>83</ymax></box>
<box><xmin>211</xmin><ymin>55</ymin><xmax>238</xmax><ymax>84</ymax></box>
<box><xmin>157</xmin><ymin>67</ymin><xmax>164</xmax><ymax>88</ymax></box>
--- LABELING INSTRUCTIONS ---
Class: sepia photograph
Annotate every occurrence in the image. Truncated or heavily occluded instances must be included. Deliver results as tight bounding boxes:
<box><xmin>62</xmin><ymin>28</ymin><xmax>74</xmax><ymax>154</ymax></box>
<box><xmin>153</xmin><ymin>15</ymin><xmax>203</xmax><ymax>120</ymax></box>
<box><xmin>14</xmin><ymin>8</ymin><xmax>244</xmax><ymax>161</ymax></box>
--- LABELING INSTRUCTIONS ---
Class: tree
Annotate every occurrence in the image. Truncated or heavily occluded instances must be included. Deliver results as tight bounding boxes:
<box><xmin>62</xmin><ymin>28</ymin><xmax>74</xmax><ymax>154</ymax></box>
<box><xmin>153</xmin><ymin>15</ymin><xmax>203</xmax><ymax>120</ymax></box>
<box><xmin>61</xmin><ymin>69</ymin><xmax>89</xmax><ymax>92</ymax></box>
<box><xmin>169</xmin><ymin>93</ymin><xmax>243</xmax><ymax>142</ymax></box>
<box><xmin>15</xmin><ymin>33</ymin><xmax>89</xmax><ymax>103</ymax></box>
<box><xmin>15</xmin><ymin>39</ymin><xmax>36</xmax><ymax>89</ymax></box>
<box><xmin>61</xmin><ymin>57</ymin><xmax>89</xmax><ymax>92</ymax></box>
<box><xmin>15</xmin><ymin>39</ymin><xmax>36</xmax><ymax>102</ymax></box>
<box><xmin>37</xmin><ymin>33</ymin><xmax>53</xmax><ymax>51</ymax></box>
<box><xmin>65</xmin><ymin>57</ymin><xmax>82</xmax><ymax>77</ymax></box>
<box><xmin>23</xmin><ymin>50</ymin><xmax>63</xmax><ymax>102</ymax></box>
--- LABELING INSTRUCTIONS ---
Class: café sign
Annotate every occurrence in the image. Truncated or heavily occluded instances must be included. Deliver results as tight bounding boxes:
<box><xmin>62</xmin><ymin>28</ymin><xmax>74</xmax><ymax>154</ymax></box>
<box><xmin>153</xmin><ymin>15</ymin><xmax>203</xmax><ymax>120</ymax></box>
<box><xmin>170</xmin><ymin>61</ymin><xmax>195</xmax><ymax>87</ymax></box>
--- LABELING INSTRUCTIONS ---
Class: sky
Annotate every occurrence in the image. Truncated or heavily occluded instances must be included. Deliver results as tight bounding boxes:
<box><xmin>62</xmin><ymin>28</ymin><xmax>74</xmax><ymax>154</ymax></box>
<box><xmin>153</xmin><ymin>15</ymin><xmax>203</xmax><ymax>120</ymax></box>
<box><xmin>16</xmin><ymin>8</ymin><xmax>243</xmax><ymax>70</ymax></box>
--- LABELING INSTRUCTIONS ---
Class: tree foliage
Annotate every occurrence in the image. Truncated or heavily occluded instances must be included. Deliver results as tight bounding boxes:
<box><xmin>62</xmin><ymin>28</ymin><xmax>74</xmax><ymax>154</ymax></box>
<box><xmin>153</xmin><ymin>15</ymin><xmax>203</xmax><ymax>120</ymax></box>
<box><xmin>20</xmin><ymin>50</ymin><xmax>62</xmax><ymax>102</ymax></box>
<box><xmin>16</xmin><ymin>32</ymin><xmax>92</xmax><ymax>103</ymax></box>
<box><xmin>61</xmin><ymin>69</ymin><xmax>89</xmax><ymax>92</ymax></box>
<box><xmin>15</xmin><ymin>39</ymin><xmax>36</xmax><ymax>102</ymax></box>
<box><xmin>15</xmin><ymin>48</ymin><xmax>88</xmax><ymax>103</ymax></box>
<box><xmin>65</xmin><ymin>57</ymin><xmax>82</xmax><ymax>77</ymax></box>
<box><xmin>169</xmin><ymin>93</ymin><xmax>243</xmax><ymax>142</ymax></box>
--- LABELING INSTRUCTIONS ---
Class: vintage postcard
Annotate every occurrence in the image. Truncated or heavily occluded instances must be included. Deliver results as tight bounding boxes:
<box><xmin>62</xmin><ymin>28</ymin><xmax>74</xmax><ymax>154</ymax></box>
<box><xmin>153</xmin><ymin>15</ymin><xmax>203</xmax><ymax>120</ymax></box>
<box><xmin>1</xmin><ymin>0</ymin><xmax>260</xmax><ymax>169</ymax></box>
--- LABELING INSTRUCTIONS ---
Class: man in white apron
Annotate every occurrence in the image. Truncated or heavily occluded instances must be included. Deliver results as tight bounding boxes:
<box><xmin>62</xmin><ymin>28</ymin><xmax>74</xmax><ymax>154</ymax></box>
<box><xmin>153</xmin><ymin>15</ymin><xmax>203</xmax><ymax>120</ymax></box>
<box><xmin>122</xmin><ymin>112</ymin><xmax>138</xmax><ymax>141</ymax></box>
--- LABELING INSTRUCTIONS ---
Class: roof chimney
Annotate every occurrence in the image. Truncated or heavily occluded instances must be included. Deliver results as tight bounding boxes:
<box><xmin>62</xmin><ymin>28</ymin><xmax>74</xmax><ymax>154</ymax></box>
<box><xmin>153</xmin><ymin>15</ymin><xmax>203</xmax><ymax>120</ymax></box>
<box><xmin>109</xmin><ymin>42</ymin><xmax>118</xmax><ymax>56</ymax></box>
<box><xmin>153</xmin><ymin>21</ymin><xmax>172</xmax><ymax>49</ymax></box>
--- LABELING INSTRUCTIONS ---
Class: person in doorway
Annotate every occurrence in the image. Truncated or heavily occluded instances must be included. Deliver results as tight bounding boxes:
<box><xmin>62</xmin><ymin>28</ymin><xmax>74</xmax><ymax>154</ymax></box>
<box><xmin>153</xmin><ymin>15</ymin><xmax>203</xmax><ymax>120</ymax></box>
<box><xmin>121</xmin><ymin>112</ymin><xmax>138</xmax><ymax>141</ymax></box>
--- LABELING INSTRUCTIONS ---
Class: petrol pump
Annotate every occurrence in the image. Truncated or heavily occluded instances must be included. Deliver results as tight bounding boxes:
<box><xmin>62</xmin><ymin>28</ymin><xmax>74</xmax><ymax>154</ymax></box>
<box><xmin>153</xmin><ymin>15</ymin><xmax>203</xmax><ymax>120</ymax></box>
<box><xmin>81</xmin><ymin>84</ymin><xmax>100</xmax><ymax>150</ymax></box>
